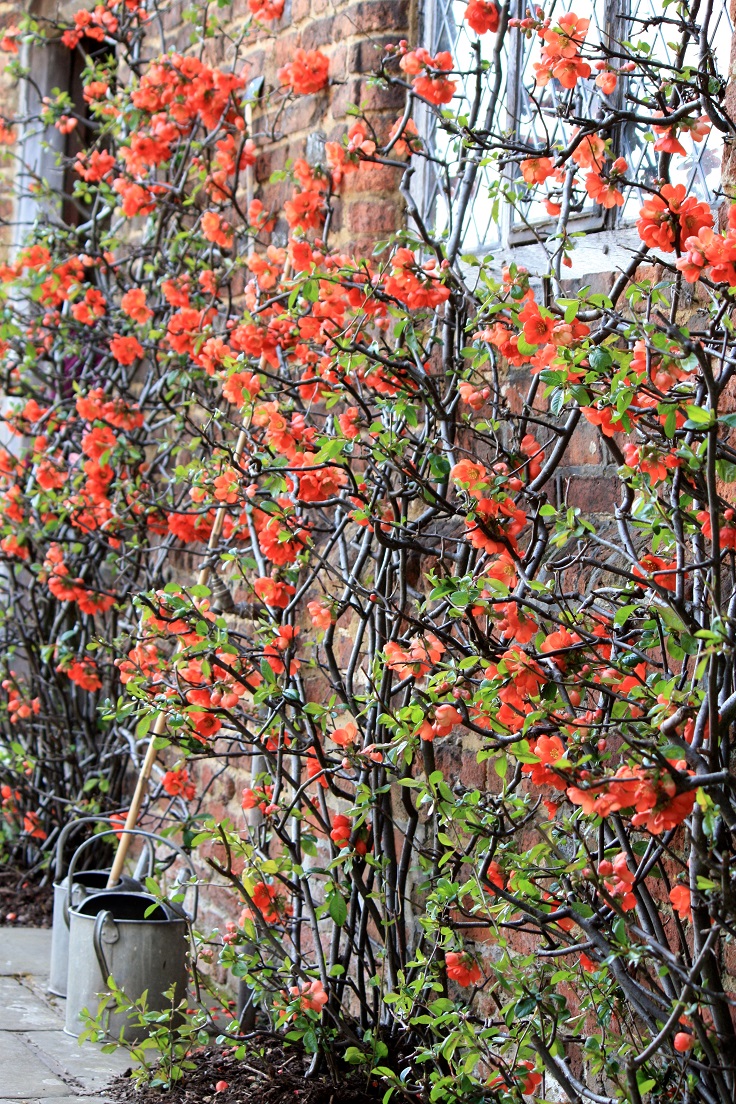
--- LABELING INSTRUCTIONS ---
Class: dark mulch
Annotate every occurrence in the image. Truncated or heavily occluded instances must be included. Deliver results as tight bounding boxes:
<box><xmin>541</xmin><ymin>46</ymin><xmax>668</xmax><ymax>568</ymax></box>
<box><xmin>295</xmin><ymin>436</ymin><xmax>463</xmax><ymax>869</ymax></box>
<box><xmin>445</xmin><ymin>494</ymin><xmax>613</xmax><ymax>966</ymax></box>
<box><xmin>0</xmin><ymin>866</ymin><xmax>54</xmax><ymax>927</ymax></box>
<box><xmin>108</xmin><ymin>1041</ymin><xmax>385</xmax><ymax>1104</ymax></box>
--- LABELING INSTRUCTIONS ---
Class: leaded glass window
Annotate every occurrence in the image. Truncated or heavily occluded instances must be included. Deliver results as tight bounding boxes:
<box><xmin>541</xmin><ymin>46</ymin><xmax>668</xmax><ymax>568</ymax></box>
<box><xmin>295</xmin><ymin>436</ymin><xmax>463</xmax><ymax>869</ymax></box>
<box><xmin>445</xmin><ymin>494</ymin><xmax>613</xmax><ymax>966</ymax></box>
<box><xmin>419</xmin><ymin>0</ymin><xmax>733</xmax><ymax>253</ymax></box>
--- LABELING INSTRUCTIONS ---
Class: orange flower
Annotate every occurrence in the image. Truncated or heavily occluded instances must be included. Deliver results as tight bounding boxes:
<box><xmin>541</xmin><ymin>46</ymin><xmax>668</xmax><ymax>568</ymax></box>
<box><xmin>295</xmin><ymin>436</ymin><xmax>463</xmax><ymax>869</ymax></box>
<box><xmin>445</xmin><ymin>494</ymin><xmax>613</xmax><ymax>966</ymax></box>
<box><xmin>387</xmin><ymin>117</ymin><xmax>421</xmax><ymax>157</ymax></box>
<box><xmin>248</xmin><ymin>880</ymin><xmax>285</xmax><ymax>923</ymax></box>
<box><xmin>0</xmin><ymin>25</ymin><xmax>19</xmax><ymax>53</ymax></box>
<box><xmin>254</xmin><ymin>576</ymin><xmax>295</xmax><ymax>608</ymax></box>
<box><xmin>385</xmin><ymin>633</ymin><xmax>444</xmax><ymax>679</ymax></box>
<box><xmin>306</xmin><ymin>745</ymin><xmax>328</xmax><ymax>788</ymax></box>
<box><xmin>82</xmin><ymin>424</ymin><xmax>117</xmax><ymax>461</ymax></box>
<box><xmin>201</xmin><ymin>211</ymin><xmax>234</xmax><ymax>249</ymax></box>
<box><xmin>595</xmin><ymin>69</ymin><xmax>617</xmax><ymax>95</ymax></box>
<box><xmin>534</xmin><ymin>15</ymin><xmax>591</xmax><ymax>89</ymax></box>
<box><xmin>71</xmin><ymin>288</ymin><xmax>106</xmax><ymax>325</ymax></box>
<box><xmin>223</xmin><ymin>371</ymin><xmax>261</xmax><ymax>407</ymax></box>
<box><xmin>189</xmin><ymin>710</ymin><xmax>222</xmax><ymax>741</ymax></box>
<box><xmin>465</xmin><ymin>0</ymin><xmax>500</xmax><ymax>35</ymax></box>
<box><xmin>248</xmin><ymin>0</ymin><xmax>284</xmax><ymax>18</ymax></box>
<box><xmin>585</xmin><ymin>171</ymin><xmax>624</xmax><ymax>209</ymax></box>
<box><xmin>121</xmin><ymin>288</ymin><xmax>153</xmax><ymax>324</ymax></box>
<box><xmin>332</xmin><ymin>721</ymin><xmax>357</xmax><ymax>747</ymax></box>
<box><xmin>450</xmin><ymin>458</ymin><xmax>488</xmax><ymax>497</ymax></box>
<box><xmin>636</xmin><ymin>195</ymin><xmax>675</xmax><ymax>252</ymax></box>
<box><xmin>520</xmin><ymin>156</ymin><xmax>554</xmax><ymax>185</ymax></box>
<box><xmin>56</xmin><ymin>115</ymin><xmax>78</xmax><ymax>135</ymax></box>
<box><xmin>653</xmin><ymin>114</ymin><xmax>710</xmax><ymax>157</ymax></box>
<box><xmin>522</xmin><ymin>734</ymin><xmax>568</xmax><ymax>790</ymax></box>
<box><xmin>669</xmin><ymin>884</ymin><xmax>692</xmax><ymax>921</ymax></box>
<box><xmin>109</xmin><ymin>334</ymin><xmax>143</xmax><ymax>365</ymax></box>
<box><xmin>162</xmin><ymin>768</ymin><xmax>196</xmax><ymax>801</ymax></box>
<box><xmin>59</xmin><ymin>658</ymin><xmax>102</xmax><ymax>692</ymax></box>
<box><xmin>278</xmin><ymin>49</ymin><xmax>329</xmax><ymax>95</ymax></box>
<box><xmin>567</xmin><ymin>760</ymin><xmax>696</xmax><ymax>834</ymax></box>
<box><xmin>330</xmin><ymin>813</ymin><xmax>352</xmax><ymax>847</ymax></box>
<box><xmin>23</xmin><ymin>811</ymin><xmax>47</xmax><ymax>840</ymax></box>
<box><xmin>241</xmin><ymin>784</ymin><xmax>274</xmax><ymax>814</ymax></box>
<box><xmin>445</xmin><ymin>950</ymin><xmax>481</xmax><ymax>987</ymax></box>
<box><xmin>400</xmin><ymin>48</ymin><xmax>457</xmax><ymax>105</ymax></box>
<box><xmin>571</xmin><ymin>132</ymin><xmax>606</xmax><ymax>170</ymax></box>
<box><xmin>1</xmin><ymin>535</ymin><xmax>28</xmax><ymax>560</ymax></box>
<box><xmin>519</xmin><ymin>301</ymin><xmax>556</xmax><ymax>345</ymax></box>
<box><xmin>634</xmin><ymin>554</ymin><xmax>678</xmax><ymax>592</ymax></box>
<box><xmin>307</xmin><ymin>600</ymin><xmax>333</xmax><ymax>629</ymax></box>
<box><xmin>75</xmin><ymin>149</ymin><xmax>115</xmax><ymax>182</ymax></box>
<box><xmin>290</xmin><ymin>979</ymin><xmax>328</xmax><ymax>1013</ymax></box>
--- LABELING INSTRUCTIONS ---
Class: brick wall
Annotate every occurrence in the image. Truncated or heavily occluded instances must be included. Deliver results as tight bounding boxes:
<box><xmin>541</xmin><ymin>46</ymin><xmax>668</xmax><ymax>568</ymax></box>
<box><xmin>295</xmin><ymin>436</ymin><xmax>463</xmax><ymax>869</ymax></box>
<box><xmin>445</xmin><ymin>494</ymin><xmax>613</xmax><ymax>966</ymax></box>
<box><xmin>0</xmin><ymin>0</ymin><xmax>414</xmax><ymax>942</ymax></box>
<box><xmin>5</xmin><ymin>2</ymin><xmax>736</xmax><ymax>1005</ymax></box>
<box><xmin>156</xmin><ymin>0</ymin><xmax>411</xmax><ymax>253</ymax></box>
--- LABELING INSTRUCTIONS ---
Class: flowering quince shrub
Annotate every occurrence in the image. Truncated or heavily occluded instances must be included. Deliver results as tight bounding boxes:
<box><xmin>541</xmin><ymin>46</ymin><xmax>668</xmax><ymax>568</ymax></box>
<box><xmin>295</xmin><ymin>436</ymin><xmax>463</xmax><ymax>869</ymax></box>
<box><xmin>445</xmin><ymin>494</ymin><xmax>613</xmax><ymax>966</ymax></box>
<box><xmin>2</xmin><ymin>2</ymin><xmax>736</xmax><ymax>1103</ymax></box>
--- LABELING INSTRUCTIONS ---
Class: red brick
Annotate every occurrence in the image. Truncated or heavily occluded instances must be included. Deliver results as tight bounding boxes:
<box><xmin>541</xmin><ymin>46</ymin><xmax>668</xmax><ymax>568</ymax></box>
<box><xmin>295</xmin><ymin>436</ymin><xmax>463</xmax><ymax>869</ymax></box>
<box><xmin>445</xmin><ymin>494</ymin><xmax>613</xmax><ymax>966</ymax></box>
<box><xmin>342</xmin><ymin>163</ymin><xmax>403</xmax><ymax>194</ymax></box>
<box><xmin>564</xmin><ymin>471</ymin><xmax>618</xmax><ymax>514</ymax></box>
<box><xmin>349</xmin><ymin>36</ymin><xmax>394</xmax><ymax>74</ymax></box>
<box><xmin>346</xmin><ymin>200</ymin><xmax>398</xmax><ymax>233</ymax></box>
<box><xmin>566</xmin><ymin>421</ymin><xmax>602</xmax><ymax>466</ymax></box>
<box><xmin>339</xmin><ymin>0</ymin><xmax>410</xmax><ymax>35</ymax></box>
<box><xmin>300</xmin><ymin>15</ymin><xmax>336</xmax><ymax>49</ymax></box>
<box><xmin>273</xmin><ymin>32</ymin><xmax>300</xmax><ymax>66</ymax></box>
<box><xmin>275</xmin><ymin>94</ymin><xmax>329</xmax><ymax>135</ymax></box>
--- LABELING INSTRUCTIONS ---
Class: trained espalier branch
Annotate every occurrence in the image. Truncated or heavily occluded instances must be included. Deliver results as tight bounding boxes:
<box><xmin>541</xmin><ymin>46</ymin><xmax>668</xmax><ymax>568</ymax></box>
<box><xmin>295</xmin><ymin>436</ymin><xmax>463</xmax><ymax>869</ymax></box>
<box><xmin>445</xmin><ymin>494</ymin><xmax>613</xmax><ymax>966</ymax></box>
<box><xmin>1</xmin><ymin>1</ymin><xmax>736</xmax><ymax>1101</ymax></box>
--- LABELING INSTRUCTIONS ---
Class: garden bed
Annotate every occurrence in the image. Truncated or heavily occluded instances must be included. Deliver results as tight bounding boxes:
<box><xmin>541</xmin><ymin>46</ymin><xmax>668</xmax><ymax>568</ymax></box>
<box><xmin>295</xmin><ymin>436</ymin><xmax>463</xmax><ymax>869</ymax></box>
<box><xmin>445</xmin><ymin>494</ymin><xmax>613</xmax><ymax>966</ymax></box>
<box><xmin>0</xmin><ymin>866</ymin><xmax>53</xmax><ymax>927</ymax></box>
<box><xmin>108</xmin><ymin>1041</ymin><xmax>384</xmax><ymax>1104</ymax></box>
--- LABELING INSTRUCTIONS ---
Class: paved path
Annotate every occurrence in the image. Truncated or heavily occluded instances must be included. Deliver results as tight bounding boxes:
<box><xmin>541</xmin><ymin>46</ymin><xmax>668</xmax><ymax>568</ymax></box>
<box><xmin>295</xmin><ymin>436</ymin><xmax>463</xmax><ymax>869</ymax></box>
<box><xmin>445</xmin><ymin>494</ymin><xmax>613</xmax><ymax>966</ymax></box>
<box><xmin>0</xmin><ymin>929</ymin><xmax>130</xmax><ymax>1103</ymax></box>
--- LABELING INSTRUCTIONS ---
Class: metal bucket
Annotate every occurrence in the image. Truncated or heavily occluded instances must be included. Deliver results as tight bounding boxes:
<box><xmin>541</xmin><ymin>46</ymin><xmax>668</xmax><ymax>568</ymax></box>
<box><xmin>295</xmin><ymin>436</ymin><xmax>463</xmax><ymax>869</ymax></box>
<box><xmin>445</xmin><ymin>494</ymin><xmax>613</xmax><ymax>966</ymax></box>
<box><xmin>49</xmin><ymin>817</ymin><xmax>151</xmax><ymax>997</ymax></box>
<box><xmin>63</xmin><ymin>827</ymin><xmax>197</xmax><ymax>1043</ymax></box>
<box><xmin>64</xmin><ymin>891</ymin><xmax>189</xmax><ymax>1042</ymax></box>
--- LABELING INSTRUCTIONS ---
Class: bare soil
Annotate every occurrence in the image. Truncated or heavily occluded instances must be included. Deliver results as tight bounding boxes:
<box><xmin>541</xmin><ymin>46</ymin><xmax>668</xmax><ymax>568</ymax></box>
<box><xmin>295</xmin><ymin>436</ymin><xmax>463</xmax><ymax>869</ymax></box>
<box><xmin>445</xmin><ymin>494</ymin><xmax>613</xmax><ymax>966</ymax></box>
<box><xmin>0</xmin><ymin>866</ymin><xmax>53</xmax><ymax>927</ymax></box>
<box><xmin>107</xmin><ymin>1040</ymin><xmax>385</xmax><ymax>1104</ymax></box>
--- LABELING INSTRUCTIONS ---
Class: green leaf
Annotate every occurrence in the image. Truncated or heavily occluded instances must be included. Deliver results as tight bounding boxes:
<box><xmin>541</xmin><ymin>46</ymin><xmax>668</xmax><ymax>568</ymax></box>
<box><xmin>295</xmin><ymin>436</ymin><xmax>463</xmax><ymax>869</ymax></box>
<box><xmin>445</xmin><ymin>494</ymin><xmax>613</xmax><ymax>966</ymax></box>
<box><xmin>684</xmin><ymin>404</ymin><xmax>713</xmax><ymax>426</ymax></box>
<box><xmin>588</xmin><ymin>347</ymin><xmax>612</xmax><ymax>371</ymax></box>
<box><xmin>329</xmin><ymin>893</ymin><xmax>347</xmax><ymax>926</ymax></box>
<box><xmin>429</xmin><ymin>454</ymin><xmax>451</xmax><ymax>482</ymax></box>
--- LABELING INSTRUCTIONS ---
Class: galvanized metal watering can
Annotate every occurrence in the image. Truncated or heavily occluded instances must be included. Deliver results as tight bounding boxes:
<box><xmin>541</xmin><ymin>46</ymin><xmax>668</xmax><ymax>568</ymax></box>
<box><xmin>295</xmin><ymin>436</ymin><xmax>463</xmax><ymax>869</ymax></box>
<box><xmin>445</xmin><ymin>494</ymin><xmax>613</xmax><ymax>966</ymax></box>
<box><xmin>63</xmin><ymin>828</ymin><xmax>198</xmax><ymax>1043</ymax></box>
<box><xmin>49</xmin><ymin>816</ymin><xmax>153</xmax><ymax>997</ymax></box>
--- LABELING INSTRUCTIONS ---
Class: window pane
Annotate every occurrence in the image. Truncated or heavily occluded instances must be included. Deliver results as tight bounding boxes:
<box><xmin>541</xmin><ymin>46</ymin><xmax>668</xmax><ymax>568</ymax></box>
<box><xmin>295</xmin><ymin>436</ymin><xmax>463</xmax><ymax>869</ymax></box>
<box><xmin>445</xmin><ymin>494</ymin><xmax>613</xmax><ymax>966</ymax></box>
<box><xmin>423</xmin><ymin>0</ymin><xmax>511</xmax><ymax>250</ymax></box>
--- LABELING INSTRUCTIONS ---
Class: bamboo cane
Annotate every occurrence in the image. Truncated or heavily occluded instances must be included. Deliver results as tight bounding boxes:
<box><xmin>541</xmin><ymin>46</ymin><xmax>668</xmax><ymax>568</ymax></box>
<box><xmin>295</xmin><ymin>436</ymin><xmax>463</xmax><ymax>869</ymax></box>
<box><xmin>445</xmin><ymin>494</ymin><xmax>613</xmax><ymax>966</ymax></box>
<box><xmin>106</xmin><ymin>430</ymin><xmax>248</xmax><ymax>887</ymax></box>
<box><xmin>106</xmin><ymin>81</ymin><xmax>270</xmax><ymax>888</ymax></box>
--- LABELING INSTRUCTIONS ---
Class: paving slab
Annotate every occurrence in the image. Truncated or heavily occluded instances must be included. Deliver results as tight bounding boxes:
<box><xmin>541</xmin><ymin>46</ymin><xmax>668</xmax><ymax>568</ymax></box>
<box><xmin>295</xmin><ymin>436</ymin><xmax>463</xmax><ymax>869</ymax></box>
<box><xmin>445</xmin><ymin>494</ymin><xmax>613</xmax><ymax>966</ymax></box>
<box><xmin>21</xmin><ymin>1031</ymin><xmax>131</xmax><ymax>1092</ymax></box>
<box><xmin>0</xmin><ymin>1032</ymin><xmax>70</xmax><ymax>1098</ymax></box>
<box><xmin>0</xmin><ymin>928</ymin><xmax>129</xmax><ymax>1102</ymax></box>
<box><xmin>0</xmin><ymin>929</ymin><xmax>53</xmax><ymax>977</ymax></box>
<box><xmin>0</xmin><ymin>977</ymin><xmax>64</xmax><ymax>1031</ymax></box>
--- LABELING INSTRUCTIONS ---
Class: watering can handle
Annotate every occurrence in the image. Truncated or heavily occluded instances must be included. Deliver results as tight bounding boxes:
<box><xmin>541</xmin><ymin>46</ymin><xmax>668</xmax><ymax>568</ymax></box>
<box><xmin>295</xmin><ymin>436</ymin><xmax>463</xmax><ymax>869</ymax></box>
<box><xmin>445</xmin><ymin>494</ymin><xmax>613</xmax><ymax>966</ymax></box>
<box><xmin>60</xmin><ymin>827</ymin><xmax>154</xmax><ymax>928</ymax></box>
<box><xmin>54</xmin><ymin>816</ymin><xmax>116</xmax><ymax>883</ymax></box>
<box><xmin>92</xmin><ymin>910</ymin><xmax>115</xmax><ymax>983</ymax></box>
<box><xmin>65</xmin><ymin>827</ymin><xmax>198</xmax><ymax>927</ymax></box>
